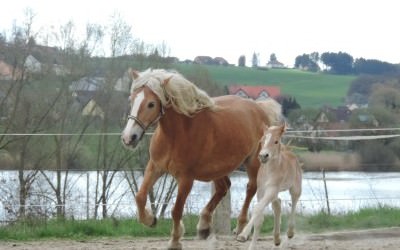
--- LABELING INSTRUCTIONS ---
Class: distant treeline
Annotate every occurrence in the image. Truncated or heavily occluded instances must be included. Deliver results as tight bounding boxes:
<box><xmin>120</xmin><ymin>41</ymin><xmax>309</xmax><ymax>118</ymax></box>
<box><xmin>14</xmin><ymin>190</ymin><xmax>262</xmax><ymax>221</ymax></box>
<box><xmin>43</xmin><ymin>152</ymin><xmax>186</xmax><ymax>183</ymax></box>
<box><xmin>295</xmin><ymin>51</ymin><xmax>399</xmax><ymax>75</ymax></box>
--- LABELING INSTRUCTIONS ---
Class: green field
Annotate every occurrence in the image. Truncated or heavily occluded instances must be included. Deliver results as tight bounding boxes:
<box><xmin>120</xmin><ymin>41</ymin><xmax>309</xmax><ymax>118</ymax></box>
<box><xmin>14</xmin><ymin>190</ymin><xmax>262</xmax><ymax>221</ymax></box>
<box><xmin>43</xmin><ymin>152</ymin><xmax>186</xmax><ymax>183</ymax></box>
<box><xmin>175</xmin><ymin>64</ymin><xmax>356</xmax><ymax>108</ymax></box>
<box><xmin>1</xmin><ymin>207</ymin><xmax>398</xmax><ymax>240</ymax></box>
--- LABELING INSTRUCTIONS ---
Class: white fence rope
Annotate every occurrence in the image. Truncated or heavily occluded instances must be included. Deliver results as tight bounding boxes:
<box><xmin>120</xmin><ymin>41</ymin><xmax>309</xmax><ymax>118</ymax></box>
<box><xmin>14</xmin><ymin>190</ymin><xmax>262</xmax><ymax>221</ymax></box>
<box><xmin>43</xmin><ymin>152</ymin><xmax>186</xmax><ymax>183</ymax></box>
<box><xmin>1</xmin><ymin>127</ymin><xmax>400</xmax><ymax>140</ymax></box>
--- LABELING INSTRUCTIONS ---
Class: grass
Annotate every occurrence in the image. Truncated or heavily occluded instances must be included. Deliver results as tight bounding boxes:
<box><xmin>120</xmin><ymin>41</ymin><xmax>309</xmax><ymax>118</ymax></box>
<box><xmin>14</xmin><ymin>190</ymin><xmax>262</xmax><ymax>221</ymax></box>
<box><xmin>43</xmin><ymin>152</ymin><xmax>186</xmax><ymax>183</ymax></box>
<box><xmin>1</xmin><ymin>207</ymin><xmax>399</xmax><ymax>241</ymax></box>
<box><xmin>175</xmin><ymin>64</ymin><xmax>356</xmax><ymax>108</ymax></box>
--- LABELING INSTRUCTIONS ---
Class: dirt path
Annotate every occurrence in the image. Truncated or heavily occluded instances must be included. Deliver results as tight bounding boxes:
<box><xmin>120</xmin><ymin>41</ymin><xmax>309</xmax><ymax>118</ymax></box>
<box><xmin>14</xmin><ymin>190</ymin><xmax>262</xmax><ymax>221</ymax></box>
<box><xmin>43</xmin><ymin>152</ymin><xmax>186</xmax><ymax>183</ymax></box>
<box><xmin>2</xmin><ymin>227</ymin><xmax>400</xmax><ymax>250</ymax></box>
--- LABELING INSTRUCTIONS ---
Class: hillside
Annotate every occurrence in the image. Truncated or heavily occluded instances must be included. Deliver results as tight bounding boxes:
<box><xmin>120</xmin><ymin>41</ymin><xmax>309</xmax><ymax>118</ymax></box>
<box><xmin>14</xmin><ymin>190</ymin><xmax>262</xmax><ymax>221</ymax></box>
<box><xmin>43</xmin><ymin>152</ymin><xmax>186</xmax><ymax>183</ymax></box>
<box><xmin>175</xmin><ymin>64</ymin><xmax>356</xmax><ymax>108</ymax></box>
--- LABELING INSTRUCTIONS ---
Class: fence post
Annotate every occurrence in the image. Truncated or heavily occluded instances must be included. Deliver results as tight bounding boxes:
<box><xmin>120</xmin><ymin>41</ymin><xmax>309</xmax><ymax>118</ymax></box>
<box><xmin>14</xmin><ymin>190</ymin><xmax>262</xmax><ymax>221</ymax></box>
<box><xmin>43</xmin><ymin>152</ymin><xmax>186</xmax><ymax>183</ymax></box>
<box><xmin>322</xmin><ymin>169</ymin><xmax>331</xmax><ymax>215</ymax></box>
<box><xmin>212</xmin><ymin>184</ymin><xmax>231</xmax><ymax>235</ymax></box>
<box><xmin>86</xmin><ymin>172</ymin><xmax>90</xmax><ymax>220</ymax></box>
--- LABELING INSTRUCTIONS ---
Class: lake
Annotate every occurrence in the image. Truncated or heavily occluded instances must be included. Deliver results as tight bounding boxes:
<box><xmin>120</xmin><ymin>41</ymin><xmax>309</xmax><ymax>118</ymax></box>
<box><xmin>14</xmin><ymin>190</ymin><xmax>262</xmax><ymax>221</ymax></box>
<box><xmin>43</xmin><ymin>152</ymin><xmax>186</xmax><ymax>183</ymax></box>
<box><xmin>1</xmin><ymin>171</ymin><xmax>400</xmax><ymax>222</ymax></box>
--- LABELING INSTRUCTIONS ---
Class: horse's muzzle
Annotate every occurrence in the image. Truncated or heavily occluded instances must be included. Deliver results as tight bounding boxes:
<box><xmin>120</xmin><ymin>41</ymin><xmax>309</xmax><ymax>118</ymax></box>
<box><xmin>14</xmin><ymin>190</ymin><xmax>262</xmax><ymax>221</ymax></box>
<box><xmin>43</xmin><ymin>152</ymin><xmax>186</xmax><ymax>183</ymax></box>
<box><xmin>259</xmin><ymin>154</ymin><xmax>269</xmax><ymax>164</ymax></box>
<box><xmin>121</xmin><ymin>133</ymin><xmax>141</xmax><ymax>149</ymax></box>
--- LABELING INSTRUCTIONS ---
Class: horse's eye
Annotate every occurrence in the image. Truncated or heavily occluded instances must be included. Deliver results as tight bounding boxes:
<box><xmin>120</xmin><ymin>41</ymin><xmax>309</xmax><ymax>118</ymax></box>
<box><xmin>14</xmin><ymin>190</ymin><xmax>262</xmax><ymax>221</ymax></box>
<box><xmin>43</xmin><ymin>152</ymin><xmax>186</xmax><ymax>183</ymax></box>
<box><xmin>275</xmin><ymin>141</ymin><xmax>278</xmax><ymax>144</ymax></box>
<box><xmin>148</xmin><ymin>102</ymin><xmax>155</xmax><ymax>108</ymax></box>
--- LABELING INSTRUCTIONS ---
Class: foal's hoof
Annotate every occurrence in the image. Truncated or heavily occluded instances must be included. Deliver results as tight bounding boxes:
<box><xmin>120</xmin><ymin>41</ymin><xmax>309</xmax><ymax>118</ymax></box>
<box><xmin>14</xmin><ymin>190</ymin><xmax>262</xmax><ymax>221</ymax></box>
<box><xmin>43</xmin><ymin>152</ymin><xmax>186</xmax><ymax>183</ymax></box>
<box><xmin>236</xmin><ymin>234</ymin><xmax>248</xmax><ymax>242</ymax></box>
<box><xmin>197</xmin><ymin>228</ymin><xmax>211</xmax><ymax>239</ymax></box>
<box><xmin>167</xmin><ymin>247</ymin><xmax>182</xmax><ymax>250</ymax></box>
<box><xmin>150</xmin><ymin>217</ymin><xmax>157</xmax><ymax>227</ymax></box>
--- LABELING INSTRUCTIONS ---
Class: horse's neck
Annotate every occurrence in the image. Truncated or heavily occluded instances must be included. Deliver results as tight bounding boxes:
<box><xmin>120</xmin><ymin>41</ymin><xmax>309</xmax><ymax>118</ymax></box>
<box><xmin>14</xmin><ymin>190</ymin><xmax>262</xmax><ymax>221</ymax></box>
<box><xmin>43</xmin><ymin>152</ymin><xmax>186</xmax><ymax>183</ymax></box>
<box><xmin>158</xmin><ymin>107</ymin><xmax>189</xmax><ymax>134</ymax></box>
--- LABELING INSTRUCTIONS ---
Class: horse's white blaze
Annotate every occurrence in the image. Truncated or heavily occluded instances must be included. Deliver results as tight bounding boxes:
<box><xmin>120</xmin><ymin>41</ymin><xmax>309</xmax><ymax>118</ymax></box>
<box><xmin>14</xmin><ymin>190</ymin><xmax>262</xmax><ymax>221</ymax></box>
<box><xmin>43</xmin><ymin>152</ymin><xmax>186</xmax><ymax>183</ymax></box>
<box><xmin>259</xmin><ymin>133</ymin><xmax>271</xmax><ymax>157</ymax></box>
<box><xmin>122</xmin><ymin>91</ymin><xmax>144</xmax><ymax>144</ymax></box>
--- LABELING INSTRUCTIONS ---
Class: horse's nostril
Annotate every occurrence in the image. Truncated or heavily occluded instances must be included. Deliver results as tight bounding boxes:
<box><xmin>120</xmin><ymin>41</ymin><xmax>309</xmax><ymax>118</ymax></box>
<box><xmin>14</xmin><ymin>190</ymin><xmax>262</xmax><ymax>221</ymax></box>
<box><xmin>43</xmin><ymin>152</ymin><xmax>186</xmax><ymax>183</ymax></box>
<box><xmin>131</xmin><ymin>134</ymin><xmax>137</xmax><ymax>142</ymax></box>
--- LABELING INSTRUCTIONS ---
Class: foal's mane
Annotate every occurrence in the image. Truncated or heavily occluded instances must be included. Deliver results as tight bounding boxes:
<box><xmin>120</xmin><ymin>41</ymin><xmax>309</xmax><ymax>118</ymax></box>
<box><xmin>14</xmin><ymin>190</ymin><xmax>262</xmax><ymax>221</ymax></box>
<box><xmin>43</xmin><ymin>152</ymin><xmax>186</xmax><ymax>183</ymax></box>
<box><xmin>131</xmin><ymin>69</ymin><xmax>216</xmax><ymax>117</ymax></box>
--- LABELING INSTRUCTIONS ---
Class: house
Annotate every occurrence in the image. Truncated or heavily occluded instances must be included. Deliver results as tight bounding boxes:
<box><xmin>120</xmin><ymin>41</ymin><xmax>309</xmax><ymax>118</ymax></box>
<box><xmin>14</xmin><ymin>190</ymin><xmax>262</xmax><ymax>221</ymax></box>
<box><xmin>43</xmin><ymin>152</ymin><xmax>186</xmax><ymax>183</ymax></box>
<box><xmin>82</xmin><ymin>98</ymin><xmax>105</xmax><ymax>119</ymax></box>
<box><xmin>266</xmin><ymin>60</ymin><xmax>286</xmax><ymax>69</ymax></box>
<box><xmin>0</xmin><ymin>59</ymin><xmax>15</xmax><ymax>80</ymax></box>
<box><xmin>0</xmin><ymin>90</ymin><xmax>7</xmax><ymax>120</ymax></box>
<box><xmin>70</xmin><ymin>77</ymin><xmax>105</xmax><ymax>92</ymax></box>
<box><xmin>115</xmin><ymin>69</ymin><xmax>132</xmax><ymax>93</ymax></box>
<box><xmin>70</xmin><ymin>74</ymin><xmax>130</xmax><ymax>120</ymax></box>
<box><xmin>315</xmin><ymin>106</ymin><xmax>352</xmax><ymax>124</ymax></box>
<box><xmin>227</xmin><ymin>85</ymin><xmax>281</xmax><ymax>101</ymax></box>
<box><xmin>24</xmin><ymin>55</ymin><xmax>42</xmax><ymax>73</ymax></box>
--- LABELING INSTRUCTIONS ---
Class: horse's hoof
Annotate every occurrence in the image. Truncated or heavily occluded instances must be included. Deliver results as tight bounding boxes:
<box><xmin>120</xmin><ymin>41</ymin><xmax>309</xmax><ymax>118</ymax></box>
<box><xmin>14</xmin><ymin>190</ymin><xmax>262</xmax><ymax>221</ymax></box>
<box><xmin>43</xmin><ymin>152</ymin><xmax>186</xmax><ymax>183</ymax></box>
<box><xmin>287</xmin><ymin>231</ymin><xmax>294</xmax><ymax>239</ymax></box>
<box><xmin>233</xmin><ymin>227</ymin><xmax>241</xmax><ymax>235</ymax></box>
<box><xmin>197</xmin><ymin>228</ymin><xmax>211</xmax><ymax>239</ymax></box>
<box><xmin>167</xmin><ymin>241</ymin><xmax>182</xmax><ymax>250</ymax></box>
<box><xmin>150</xmin><ymin>217</ymin><xmax>157</xmax><ymax>227</ymax></box>
<box><xmin>274</xmin><ymin>236</ymin><xmax>282</xmax><ymax>245</ymax></box>
<box><xmin>236</xmin><ymin>234</ymin><xmax>248</xmax><ymax>242</ymax></box>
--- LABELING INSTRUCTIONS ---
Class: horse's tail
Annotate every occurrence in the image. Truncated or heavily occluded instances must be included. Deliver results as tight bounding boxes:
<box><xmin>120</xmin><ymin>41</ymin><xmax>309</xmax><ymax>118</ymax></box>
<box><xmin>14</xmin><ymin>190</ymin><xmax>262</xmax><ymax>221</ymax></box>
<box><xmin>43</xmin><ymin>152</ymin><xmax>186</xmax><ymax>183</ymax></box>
<box><xmin>256</xmin><ymin>99</ymin><xmax>283</xmax><ymax>126</ymax></box>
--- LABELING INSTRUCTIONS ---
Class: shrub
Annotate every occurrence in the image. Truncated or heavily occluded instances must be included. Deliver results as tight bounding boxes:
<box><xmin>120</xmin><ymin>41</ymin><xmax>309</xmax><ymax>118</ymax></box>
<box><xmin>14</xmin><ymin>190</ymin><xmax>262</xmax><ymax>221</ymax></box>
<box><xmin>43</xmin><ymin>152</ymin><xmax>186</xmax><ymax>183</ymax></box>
<box><xmin>357</xmin><ymin>142</ymin><xmax>398</xmax><ymax>171</ymax></box>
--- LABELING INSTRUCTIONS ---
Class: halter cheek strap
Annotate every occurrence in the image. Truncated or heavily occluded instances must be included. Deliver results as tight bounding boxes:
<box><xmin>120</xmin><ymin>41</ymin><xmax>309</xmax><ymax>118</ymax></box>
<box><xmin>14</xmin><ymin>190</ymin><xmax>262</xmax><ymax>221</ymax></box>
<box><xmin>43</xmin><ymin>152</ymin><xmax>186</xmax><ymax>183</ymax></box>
<box><xmin>127</xmin><ymin>104</ymin><xmax>165</xmax><ymax>132</ymax></box>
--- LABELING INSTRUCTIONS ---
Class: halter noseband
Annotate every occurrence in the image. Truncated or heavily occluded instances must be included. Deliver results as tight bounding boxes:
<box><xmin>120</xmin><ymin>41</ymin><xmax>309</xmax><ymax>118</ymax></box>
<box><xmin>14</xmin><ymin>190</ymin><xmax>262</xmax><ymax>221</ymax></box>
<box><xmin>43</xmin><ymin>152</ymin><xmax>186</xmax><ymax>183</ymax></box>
<box><xmin>127</xmin><ymin>104</ymin><xmax>165</xmax><ymax>132</ymax></box>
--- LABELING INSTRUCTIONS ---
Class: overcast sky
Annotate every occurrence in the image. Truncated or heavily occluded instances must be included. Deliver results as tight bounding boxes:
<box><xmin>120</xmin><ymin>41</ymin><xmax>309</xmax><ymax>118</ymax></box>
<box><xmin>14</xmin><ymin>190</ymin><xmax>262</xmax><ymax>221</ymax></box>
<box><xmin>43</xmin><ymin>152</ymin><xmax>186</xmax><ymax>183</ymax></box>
<box><xmin>1</xmin><ymin>0</ymin><xmax>399</xmax><ymax>66</ymax></box>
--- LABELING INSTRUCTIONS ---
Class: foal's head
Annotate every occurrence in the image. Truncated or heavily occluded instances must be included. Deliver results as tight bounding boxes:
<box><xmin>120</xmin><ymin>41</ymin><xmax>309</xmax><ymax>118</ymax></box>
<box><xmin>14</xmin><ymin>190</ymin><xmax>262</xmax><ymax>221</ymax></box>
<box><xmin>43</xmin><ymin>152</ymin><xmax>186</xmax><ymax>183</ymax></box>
<box><xmin>121</xmin><ymin>71</ymin><xmax>164</xmax><ymax>149</ymax></box>
<box><xmin>259</xmin><ymin>123</ymin><xmax>286</xmax><ymax>163</ymax></box>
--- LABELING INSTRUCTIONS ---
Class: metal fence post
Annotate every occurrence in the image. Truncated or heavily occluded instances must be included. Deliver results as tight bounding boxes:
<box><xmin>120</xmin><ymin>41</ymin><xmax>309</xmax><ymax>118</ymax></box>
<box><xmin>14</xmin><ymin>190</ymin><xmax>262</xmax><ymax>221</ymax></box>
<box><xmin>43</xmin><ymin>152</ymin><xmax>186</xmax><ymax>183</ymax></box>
<box><xmin>322</xmin><ymin>169</ymin><xmax>331</xmax><ymax>215</ymax></box>
<box><xmin>86</xmin><ymin>172</ymin><xmax>90</xmax><ymax>220</ymax></box>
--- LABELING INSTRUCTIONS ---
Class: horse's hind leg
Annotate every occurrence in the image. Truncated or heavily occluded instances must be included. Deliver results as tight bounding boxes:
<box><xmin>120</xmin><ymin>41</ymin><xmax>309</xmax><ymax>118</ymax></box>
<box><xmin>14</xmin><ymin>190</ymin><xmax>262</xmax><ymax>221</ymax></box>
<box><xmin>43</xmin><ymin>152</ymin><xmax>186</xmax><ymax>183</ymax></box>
<box><xmin>197</xmin><ymin>176</ymin><xmax>231</xmax><ymax>239</ymax></box>
<box><xmin>234</xmin><ymin>156</ymin><xmax>259</xmax><ymax>235</ymax></box>
<box><xmin>272</xmin><ymin>198</ymin><xmax>282</xmax><ymax>246</ymax></box>
<box><xmin>136</xmin><ymin>161</ymin><xmax>164</xmax><ymax>227</ymax></box>
<box><xmin>168</xmin><ymin>177</ymin><xmax>194</xmax><ymax>250</ymax></box>
<box><xmin>287</xmin><ymin>186</ymin><xmax>301</xmax><ymax>239</ymax></box>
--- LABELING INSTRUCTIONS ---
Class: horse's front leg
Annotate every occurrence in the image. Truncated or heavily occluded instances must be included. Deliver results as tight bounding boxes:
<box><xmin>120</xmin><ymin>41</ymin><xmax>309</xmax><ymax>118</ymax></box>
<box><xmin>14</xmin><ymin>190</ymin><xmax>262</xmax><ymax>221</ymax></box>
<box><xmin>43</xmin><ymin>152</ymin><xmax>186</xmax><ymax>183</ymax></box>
<box><xmin>234</xmin><ymin>156</ymin><xmax>259</xmax><ymax>235</ymax></box>
<box><xmin>135</xmin><ymin>160</ymin><xmax>164</xmax><ymax>227</ymax></box>
<box><xmin>168</xmin><ymin>177</ymin><xmax>194</xmax><ymax>250</ymax></box>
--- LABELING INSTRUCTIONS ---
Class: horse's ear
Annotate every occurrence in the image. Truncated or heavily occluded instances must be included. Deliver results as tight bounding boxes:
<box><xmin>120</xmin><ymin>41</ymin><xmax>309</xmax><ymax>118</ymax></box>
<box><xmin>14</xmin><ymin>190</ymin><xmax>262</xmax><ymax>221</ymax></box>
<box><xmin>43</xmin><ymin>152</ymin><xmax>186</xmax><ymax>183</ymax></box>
<box><xmin>163</xmin><ymin>76</ymin><xmax>173</xmax><ymax>85</ymax></box>
<box><xmin>281</xmin><ymin>122</ymin><xmax>287</xmax><ymax>134</ymax></box>
<box><xmin>129</xmin><ymin>68</ymin><xmax>140</xmax><ymax>80</ymax></box>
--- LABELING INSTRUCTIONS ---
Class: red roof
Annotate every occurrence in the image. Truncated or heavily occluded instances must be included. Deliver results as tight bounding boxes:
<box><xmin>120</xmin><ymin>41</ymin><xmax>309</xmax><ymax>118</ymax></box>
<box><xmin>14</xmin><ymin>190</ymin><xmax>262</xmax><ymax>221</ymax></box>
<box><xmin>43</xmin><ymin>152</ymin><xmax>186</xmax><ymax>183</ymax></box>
<box><xmin>228</xmin><ymin>85</ymin><xmax>281</xmax><ymax>99</ymax></box>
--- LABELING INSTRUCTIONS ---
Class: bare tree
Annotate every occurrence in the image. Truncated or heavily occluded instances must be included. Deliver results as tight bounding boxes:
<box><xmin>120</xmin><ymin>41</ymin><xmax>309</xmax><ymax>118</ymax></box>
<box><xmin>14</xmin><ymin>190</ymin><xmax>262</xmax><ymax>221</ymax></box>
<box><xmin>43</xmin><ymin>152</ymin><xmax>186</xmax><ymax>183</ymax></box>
<box><xmin>109</xmin><ymin>12</ymin><xmax>133</xmax><ymax>57</ymax></box>
<box><xmin>38</xmin><ymin>20</ymin><xmax>105</xmax><ymax>218</ymax></box>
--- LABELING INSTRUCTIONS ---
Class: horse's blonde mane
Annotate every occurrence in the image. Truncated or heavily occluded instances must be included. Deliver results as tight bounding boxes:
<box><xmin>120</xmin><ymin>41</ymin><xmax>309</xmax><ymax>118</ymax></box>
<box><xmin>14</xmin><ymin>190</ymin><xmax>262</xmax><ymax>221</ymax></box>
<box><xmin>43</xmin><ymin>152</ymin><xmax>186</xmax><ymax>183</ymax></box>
<box><xmin>131</xmin><ymin>69</ymin><xmax>216</xmax><ymax>116</ymax></box>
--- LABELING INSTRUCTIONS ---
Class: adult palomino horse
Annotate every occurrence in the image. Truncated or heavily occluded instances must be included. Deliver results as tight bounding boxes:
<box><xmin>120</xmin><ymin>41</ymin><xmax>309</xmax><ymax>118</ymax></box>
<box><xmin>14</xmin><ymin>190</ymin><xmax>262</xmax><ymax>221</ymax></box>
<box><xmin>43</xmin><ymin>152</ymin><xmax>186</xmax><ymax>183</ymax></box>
<box><xmin>237</xmin><ymin>123</ymin><xmax>302</xmax><ymax>250</ymax></box>
<box><xmin>121</xmin><ymin>69</ymin><xmax>281</xmax><ymax>249</ymax></box>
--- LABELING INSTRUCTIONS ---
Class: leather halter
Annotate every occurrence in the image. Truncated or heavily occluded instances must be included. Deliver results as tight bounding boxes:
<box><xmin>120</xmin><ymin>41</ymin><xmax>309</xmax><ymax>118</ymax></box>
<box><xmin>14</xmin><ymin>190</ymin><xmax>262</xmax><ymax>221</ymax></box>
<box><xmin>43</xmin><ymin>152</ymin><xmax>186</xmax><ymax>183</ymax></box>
<box><xmin>127</xmin><ymin>104</ymin><xmax>165</xmax><ymax>132</ymax></box>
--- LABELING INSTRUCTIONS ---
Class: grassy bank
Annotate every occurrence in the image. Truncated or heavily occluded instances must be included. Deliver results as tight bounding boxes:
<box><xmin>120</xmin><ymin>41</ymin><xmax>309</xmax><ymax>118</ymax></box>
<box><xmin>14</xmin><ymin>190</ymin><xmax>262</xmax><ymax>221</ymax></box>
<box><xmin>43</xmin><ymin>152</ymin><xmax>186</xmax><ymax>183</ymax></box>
<box><xmin>1</xmin><ymin>207</ymin><xmax>399</xmax><ymax>240</ymax></box>
<box><xmin>175</xmin><ymin>64</ymin><xmax>355</xmax><ymax>108</ymax></box>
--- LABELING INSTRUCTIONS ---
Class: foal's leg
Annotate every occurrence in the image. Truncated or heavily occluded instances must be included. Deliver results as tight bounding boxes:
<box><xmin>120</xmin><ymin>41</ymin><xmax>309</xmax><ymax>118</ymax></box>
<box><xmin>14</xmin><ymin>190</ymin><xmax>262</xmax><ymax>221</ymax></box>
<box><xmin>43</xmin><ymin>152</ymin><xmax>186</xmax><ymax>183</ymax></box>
<box><xmin>135</xmin><ymin>161</ymin><xmax>164</xmax><ymax>227</ymax></box>
<box><xmin>168</xmin><ymin>178</ymin><xmax>194</xmax><ymax>250</ymax></box>
<box><xmin>234</xmin><ymin>157</ymin><xmax>259</xmax><ymax>235</ymax></box>
<box><xmin>287</xmin><ymin>187</ymin><xmax>301</xmax><ymax>239</ymax></box>
<box><xmin>197</xmin><ymin>176</ymin><xmax>231</xmax><ymax>239</ymax></box>
<box><xmin>248</xmin><ymin>208</ymin><xmax>264</xmax><ymax>250</ymax></box>
<box><xmin>272</xmin><ymin>198</ymin><xmax>282</xmax><ymax>246</ymax></box>
<box><xmin>237</xmin><ymin>187</ymin><xmax>278</xmax><ymax>242</ymax></box>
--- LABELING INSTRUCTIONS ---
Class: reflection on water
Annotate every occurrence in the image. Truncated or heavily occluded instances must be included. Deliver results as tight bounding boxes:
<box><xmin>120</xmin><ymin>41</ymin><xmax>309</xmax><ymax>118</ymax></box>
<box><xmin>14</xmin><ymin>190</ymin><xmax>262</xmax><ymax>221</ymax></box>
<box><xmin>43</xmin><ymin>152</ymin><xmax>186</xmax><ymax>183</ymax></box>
<box><xmin>1</xmin><ymin>171</ymin><xmax>400</xmax><ymax>221</ymax></box>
